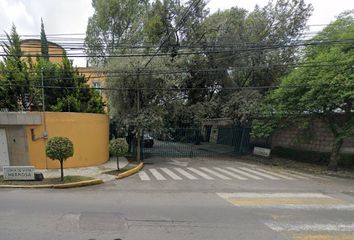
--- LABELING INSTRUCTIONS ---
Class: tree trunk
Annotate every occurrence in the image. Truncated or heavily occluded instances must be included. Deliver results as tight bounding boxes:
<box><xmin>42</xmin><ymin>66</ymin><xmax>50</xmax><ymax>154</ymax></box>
<box><xmin>136</xmin><ymin>129</ymin><xmax>141</xmax><ymax>163</ymax></box>
<box><xmin>116</xmin><ymin>156</ymin><xmax>120</xmax><ymax>171</ymax></box>
<box><xmin>60</xmin><ymin>160</ymin><xmax>64</xmax><ymax>182</ymax></box>
<box><xmin>328</xmin><ymin>138</ymin><xmax>343</xmax><ymax>171</ymax></box>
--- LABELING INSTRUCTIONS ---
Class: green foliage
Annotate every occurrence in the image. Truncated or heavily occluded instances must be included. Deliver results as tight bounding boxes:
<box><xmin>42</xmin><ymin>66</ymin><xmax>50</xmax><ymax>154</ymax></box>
<box><xmin>0</xmin><ymin>25</ymin><xmax>39</xmax><ymax>111</ymax></box>
<box><xmin>45</xmin><ymin>136</ymin><xmax>74</xmax><ymax>161</ymax></box>
<box><xmin>40</xmin><ymin>18</ymin><xmax>49</xmax><ymax>60</ymax></box>
<box><xmin>89</xmin><ymin>0</ymin><xmax>313</xmax><ymax>132</ymax></box>
<box><xmin>85</xmin><ymin>0</ymin><xmax>148</xmax><ymax>65</ymax></box>
<box><xmin>253</xmin><ymin>12</ymin><xmax>354</xmax><ymax>168</ymax></box>
<box><xmin>45</xmin><ymin>136</ymin><xmax>74</xmax><ymax>181</ymax></box>
<box><xmin>107</xmin><ymin>57</ymin><xmax>172</xmax><ymax>130</ymax></box>
<box><xmin>0</xmin><ymin>24</ymin><xmax>105</xmax><ymax>113</ymax></box>
<box><xmin>109</xmin><ymin>138</ymin><xmax>129</xmax><ymax>157</ymax></box>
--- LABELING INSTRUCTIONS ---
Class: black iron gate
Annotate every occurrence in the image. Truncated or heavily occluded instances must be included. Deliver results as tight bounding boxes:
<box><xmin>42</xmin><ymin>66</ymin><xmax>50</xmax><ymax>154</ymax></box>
<box><xmin>137</xmin><ymin>126</ymin><xmax>251</xmax><ymax>160</ymax></box>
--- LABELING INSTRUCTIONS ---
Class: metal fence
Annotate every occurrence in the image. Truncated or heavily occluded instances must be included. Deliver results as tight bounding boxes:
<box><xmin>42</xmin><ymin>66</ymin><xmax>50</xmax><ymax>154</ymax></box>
<box><xmin>129</xmin><ymin>126</ymin><xmax>252</xmax><ymax>160</ymax></box>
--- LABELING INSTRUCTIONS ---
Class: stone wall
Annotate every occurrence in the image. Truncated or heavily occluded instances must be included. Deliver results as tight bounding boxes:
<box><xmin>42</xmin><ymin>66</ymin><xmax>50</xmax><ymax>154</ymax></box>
<box><xmin>271</xmin><ymin>119</ymin><xmax>354</xmax><ymax>154</ymax></box>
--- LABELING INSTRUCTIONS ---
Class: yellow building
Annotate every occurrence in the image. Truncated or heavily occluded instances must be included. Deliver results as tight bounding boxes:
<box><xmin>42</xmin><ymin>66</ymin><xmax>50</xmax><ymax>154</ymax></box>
<box><xmin>78</xmin><ymin>67</ymin><xmax>108</xmax><ymax>109</ymax></box>
<box><xmin>0</xmin><ymin>112</ymin><xmax>109</xmax><ymax>169</ymax></box>
<box><xmin>20</xmin><ymin>39</ymin><xmax>65</xmax><ymax>64</ymax></box>
<box><xmin>20</xmin><ymin>39</ymin><xmax>108</xmax><ymax>111</ymax></box>
<box><xmin>0</xmin><ymin>40</ymin><xmax>111</xmax><ymax>169</ymax></box>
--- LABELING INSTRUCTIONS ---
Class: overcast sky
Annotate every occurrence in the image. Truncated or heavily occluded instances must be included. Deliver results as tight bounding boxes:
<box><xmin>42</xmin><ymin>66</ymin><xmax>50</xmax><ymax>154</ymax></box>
<box><xmin>0</xmin><ymin>0</ymin><xmax>353</xmax><ymax>66</ymax></box>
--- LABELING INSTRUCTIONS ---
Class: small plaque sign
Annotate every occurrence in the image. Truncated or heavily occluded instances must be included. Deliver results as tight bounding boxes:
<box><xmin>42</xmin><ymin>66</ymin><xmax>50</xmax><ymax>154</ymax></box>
<box><xmin>3</xmin><ymin>166</ymin><xmax>35</xmax><ymax>180</ymax></box>
<box><xmin>253</xmin><ymin>147</ymin><xmax>271</xmax><ymax>158</ymax></box>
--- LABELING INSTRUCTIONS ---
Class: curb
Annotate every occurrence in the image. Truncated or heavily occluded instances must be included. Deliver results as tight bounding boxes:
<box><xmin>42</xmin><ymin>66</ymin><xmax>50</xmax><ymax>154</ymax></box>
<box><xmin>53</xmin><ymin>179</ymin><xmax>104</xmax><ymax>189</ymax></box>
<box><xmin>116</xmin><ymin>162</ymin><xmax>144</xmax><ymax>179</ymax></box>
<box><xmin>0</xmin><ymin>178</ymin><xmax>104</xmax><ymax>189</ymax></box>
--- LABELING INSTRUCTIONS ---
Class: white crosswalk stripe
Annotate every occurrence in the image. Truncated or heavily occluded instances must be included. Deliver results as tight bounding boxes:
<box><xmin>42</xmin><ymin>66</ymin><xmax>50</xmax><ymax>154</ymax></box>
<box><xmin>137</xmin><ymin>166</ymin><xmax>310</xmax><ymax>181</ymax></box>
<box><xmin>213</xmin><ymin>167</ymin><xmax>247</xmax><ymax>180</ymax></box>
<box><xmin>160</xmin><ymin>168</ymin><xmax>183</xmax><ymax>180</ymax></box>
<box><xmin>149</xmin><ymin>169</ymin><xmax>166</xmax><ymax>180</ymax></box>
<box><xmin>238</xmin><ymin>167</ymin><xmax>280</xmax><ymax>180</ymax></box>
<box><xmin>199</xmin><ymin>167</ymin><xmax>231</xmax><ymax>180</ymax></box>
<box><xmin>226</xmin><ymin>167</ymin><xmax>262</xmax><ymax>180</ymax></box>
<box><xmin>174</xmin><ymin>168</ymin><xmax>198</xmax><ymax>180</ymax></box>
<box><xmin>253</xmin><ymin>168</ymin><xmax>295</xmax><ymax>180</ymax></box>
<box><xmin>138</xmin><ymin>171</ymin><xmax>151</xmax><ymax>181</ymax></box>
<box><xmin>187</xmin><ymin>167</ymin><xmax>214</xmax><ymax>180</ymax></box>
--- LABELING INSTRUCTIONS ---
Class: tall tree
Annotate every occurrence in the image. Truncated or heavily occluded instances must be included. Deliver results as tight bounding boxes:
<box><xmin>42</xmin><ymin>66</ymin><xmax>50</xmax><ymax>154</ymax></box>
<box><xmin>85</xmin><ymin>0</ymin><xmax>149</xmax><ymax>65</ymax></box>
<box><xmin>0</xmin><ymin>24</ymin><xmax>38</xmax><ymax>111</ymax></box>
<box><xmin>37</xmin><ymin>56</ymin><xmax>105</xmax><ymax>113</ymax></box>
<box><xmin>40</xmin><ymin>18</ymin><xmax>49</xmax><ymax>60</ymax></box>
<box><xmin>252</xmin><ymin>12</ymin><xmax>354</xmax><ymax>170</ymax></box>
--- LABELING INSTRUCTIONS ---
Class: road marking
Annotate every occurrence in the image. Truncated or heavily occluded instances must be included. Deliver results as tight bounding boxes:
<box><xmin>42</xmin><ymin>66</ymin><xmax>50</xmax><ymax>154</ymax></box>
<box><xmin>149</xmin><ymin>169</ymin><xmax>166</xmax><ymax>180</ymax></box>
<box><xmin>254</xmin><ymin>168</ymin><xmax>296</xmax><ymax>180</ymax></box>
<box><xmin>174</xmin><ymin>168</ymin><xmax>198</xmax><ymax>180</ymax></box>
<box><xmin>226</xmin><ymin>167</ymin><xmax>262</xmax><ymax>180</ymax></box>
<box><xmin>264</xmin><ymin>221</ymin><xmax>354</xmax><ymax>232</ymax></box>
<box><xmin>199</xmin><ymin>167</ymin><xmax>231</xmax><ymax>180</ymax></box>
<box><xmin>187</xmin><ymin>167</ymin><xmax>214</xmax><ymax>180</ymax></box>
<box><xmin>168</xmin><ymin>159</ymin><xmax>189</xmax><ymax>167</ymax></box>
<box><xmin>227</xmin><ymin>197</ymin><xmax>345</xmax><ymax>206</ymax></box>
<box><xmin>160</xmin><ymin>168</ymin><xmax>182</xmax><ymax>180</ymax></box>
<box><xmin>213</xmin><ymin>167</ymin><xmax>247</xmax><ymax>180</ymax></box>
<box><xmin>238</xmin><ymin>167</ymin><xmax>280</xmax><ymax>180</ymax></box>
<box><xmin>217</xmin><ymin>193</ymin><xmax>331</xmax><ymax>198</ymax></box>
<box><xmin>138</xmin><ymin>171</ymin><xmax>151</xmax><ymax>181</ymax></box>
<box><xmin>293</xmin><ymin>234</ymin><xmax>354</xmax><ymax>240</ymax></box>
<box><xmin>282</xmin><ymin>171</ymin><xmax>310</xmax><ymax>180</ymax></box>
<box><xmin>217</xmin><ymin>192</ymin><xmax>347</xmax><ymax>207</ymax></box>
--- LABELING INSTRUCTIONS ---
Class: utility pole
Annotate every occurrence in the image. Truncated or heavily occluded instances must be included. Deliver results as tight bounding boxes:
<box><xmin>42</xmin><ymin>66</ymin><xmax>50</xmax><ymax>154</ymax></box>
<box><xmin>136</xmin><ymin>69</ymin><xmax>141</xmax><ymax>163</ymax></box>
<box><xmin>41</xmin><ymin>68</ymin><xmax>47</xmax><ymax>132</ymax></box>
<box><xmin>41</xmin><ymin>68</ymin><xmax>48</xmax><ymax>168</ymax></box>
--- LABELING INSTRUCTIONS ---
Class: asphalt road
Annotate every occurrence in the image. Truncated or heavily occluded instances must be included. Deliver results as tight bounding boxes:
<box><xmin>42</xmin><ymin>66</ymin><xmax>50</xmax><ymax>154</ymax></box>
<box><xmin>1</xmin><ymin>157</ymin><xmax>354</xmax><ymax>240</ymax></box>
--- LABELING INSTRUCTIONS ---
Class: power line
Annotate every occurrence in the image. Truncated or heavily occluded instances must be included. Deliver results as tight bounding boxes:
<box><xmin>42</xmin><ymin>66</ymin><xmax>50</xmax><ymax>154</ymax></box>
<box><xmin>0</xmin><ymin>61</ymin><xmax>351</xmax><ymax>78</ymax></box>
<box><xmin>141</xmin><ymin>0</ymin><xmax>203</xmax><ymax>71</ymax></box>
<box><xmin>1</xmin><ymin>38</ymin><xmax>353</xmax><ymax>58</ymax></box>
<box><xmin>0</xmin><ymin>82</ymin><xmax>352</xmax><ymax>91</ymax></box>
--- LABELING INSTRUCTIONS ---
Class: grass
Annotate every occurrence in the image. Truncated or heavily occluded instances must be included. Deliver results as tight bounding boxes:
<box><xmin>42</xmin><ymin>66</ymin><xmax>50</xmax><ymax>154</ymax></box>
<box><xmin>0</xmin><ymin>175</ymin><xmax>94</xmax><ymax>185</ymax></box>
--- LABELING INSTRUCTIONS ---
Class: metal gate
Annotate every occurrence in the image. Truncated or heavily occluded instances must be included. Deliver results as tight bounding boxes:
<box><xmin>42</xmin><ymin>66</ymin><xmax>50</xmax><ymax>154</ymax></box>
<box><xmin>138</xmin><ymin>126</ymin><xmax>251</xmax><ymax>160</ymax></box>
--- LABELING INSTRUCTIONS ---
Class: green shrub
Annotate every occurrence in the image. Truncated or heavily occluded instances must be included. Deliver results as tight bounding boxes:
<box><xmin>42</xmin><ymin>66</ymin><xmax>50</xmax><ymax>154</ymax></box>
<box><xmin>272</xmin><ymin>146</ymin><xmax>354</xmax><ymax>169</ymax></box>
<box><xmin>46</xmin><ymin>136</ymin><xmax>74</xmax><ymax>181</ymax></box>
<box><xmin>109</xmin><ymin>138</ymin><xmax>129</xmax><ymax>170</ymax></box>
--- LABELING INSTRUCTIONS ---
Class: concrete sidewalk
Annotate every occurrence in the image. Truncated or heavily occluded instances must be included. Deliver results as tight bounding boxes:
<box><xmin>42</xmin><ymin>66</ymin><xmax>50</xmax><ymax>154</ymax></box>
<box><xmin>39</xmin><ymin>157</ymin><xmax>129</xmax><ymax>182</ymax></box>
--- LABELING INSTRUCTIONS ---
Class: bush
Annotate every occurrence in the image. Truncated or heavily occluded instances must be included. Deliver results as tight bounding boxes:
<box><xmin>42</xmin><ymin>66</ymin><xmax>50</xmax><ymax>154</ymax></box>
<box><xmin>46</xmin><ymin>136</ymin><xmax>74</xmax><ymax>181</ymax></box>
<box><xmin>272</xmin><ymin>146</ymin><xmax>354</xmax><ymax>169</ymax></box>
<box><xmin>109</xmin><ymin>138</ymin><xmax>129</xmax><ymax>170</ymax></box>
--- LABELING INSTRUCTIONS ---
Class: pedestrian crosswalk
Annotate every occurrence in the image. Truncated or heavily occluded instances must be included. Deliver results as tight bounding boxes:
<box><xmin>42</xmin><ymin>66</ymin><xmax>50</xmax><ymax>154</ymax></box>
<box><xmin>137</xmin><ymin>166</ymin><xmax>308</xmax><ymax>181</ymax></box>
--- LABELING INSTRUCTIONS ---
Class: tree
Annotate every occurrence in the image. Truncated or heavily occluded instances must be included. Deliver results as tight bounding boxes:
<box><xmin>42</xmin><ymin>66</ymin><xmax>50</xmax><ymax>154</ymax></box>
<box><xmin>109</xmin><ymin>138</ymin><xmax>129</xmax><ymax>170</ymax></box>
<box><xmin>40</xmin><ymin>18</ymin><xmax>49</xmax><ymax>60</ymax></box>
<box><xmin>252</xmin><ymin>12</ymin><xmax>354</xmax><ymax>170</ymax></box>
<box><xmin>85</xmin><ymin>0</ymin><xmax>149</xmax><ymax>65</ymax></box>
<box><xmin>160</xmin><ymin>0</ymin><xmax>313</xmax><ymax>126</ymax></box>
<box><xmin>35</xmin><ymin>55</ymin><xmax>105</xmax><ymax>113</ymax></box>
<box><xmin>0</xmin><ymin>24</ymin><xmax>38</xmax><ymax>111</ymax></box>
<box><xmin>189</xmin><ymin>0</ymin><xmax>313</xmax><ymax>124</ymax></box>
<box><xmin>107</xmin><ymin>56</ymin><xmax>172</xmax><ymax>161</ymax></box>
<box><xmin>45</xmin><ymin>136</ymin><xmax>74</xmax><ymax>181</ymax></box>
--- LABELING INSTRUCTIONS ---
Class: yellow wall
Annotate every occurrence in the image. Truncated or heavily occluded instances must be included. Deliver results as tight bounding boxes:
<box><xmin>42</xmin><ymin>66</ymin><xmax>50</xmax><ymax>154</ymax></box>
<box><xmin>26</xmin><ymin>112</ymin><xmax>109</xmax><ymax>169</ymax></box>
<box><xmin>20</xmin><ymin>39</ymin><xmax>65</xmax><ymax>64</ymax></box>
